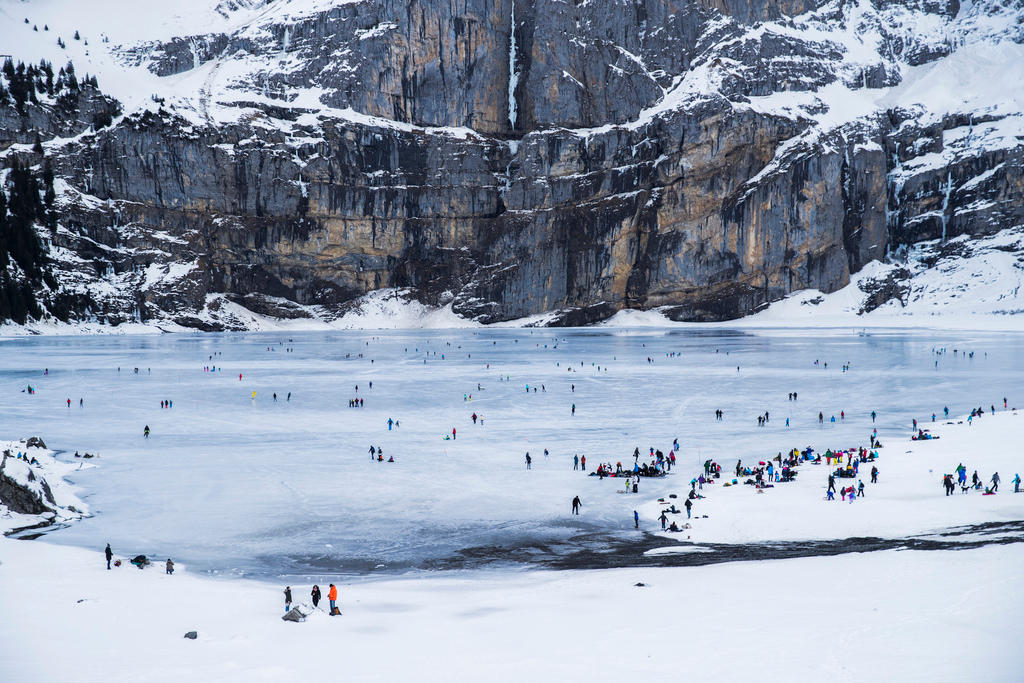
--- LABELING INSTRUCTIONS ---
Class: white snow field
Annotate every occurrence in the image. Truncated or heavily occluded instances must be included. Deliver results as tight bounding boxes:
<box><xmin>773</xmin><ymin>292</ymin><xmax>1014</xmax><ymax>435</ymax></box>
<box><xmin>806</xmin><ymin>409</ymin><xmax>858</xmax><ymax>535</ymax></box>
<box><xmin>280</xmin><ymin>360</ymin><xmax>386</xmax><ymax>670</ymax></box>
<box><xmin>2</xmin><ymin>328</ymin><xmax>1023</xmax><ymax>576</ymax></box>
<box><xmin>645</xmin><ymin>409</ymin><xmax>1024</xmax><ymax>545</ymax></box>
<box><xmin>0</xmin><ymin>537</ymin><xmax>1020</xmax><ymax>683</ymax></box>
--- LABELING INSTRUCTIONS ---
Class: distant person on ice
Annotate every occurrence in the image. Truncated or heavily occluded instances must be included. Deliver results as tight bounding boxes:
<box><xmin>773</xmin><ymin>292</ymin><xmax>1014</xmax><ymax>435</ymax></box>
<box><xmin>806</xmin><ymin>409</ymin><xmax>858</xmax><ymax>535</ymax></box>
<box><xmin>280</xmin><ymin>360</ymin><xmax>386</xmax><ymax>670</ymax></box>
<box><xmin>284</xmin><ymin>586</ymin><xmax>292</xmax><ymax>613</ymax></box>
<box><xmin>166</xmin><ymin>558</ymin><xmax>174</xmax><ymax>575</ymax></box>
<box><xmin>571</xmin><ymin>496</ymin><xmax>581</xmax><ymax>515</ymax></box>
<box><xmin>105</xmin><ymin>543</ymin><xmax>113</xmax><ymax>570</ymax></box>
<box><xmin>311</xmin><ymin>585</ymin><xmax>321</xmax><ymax>608</ymax></box>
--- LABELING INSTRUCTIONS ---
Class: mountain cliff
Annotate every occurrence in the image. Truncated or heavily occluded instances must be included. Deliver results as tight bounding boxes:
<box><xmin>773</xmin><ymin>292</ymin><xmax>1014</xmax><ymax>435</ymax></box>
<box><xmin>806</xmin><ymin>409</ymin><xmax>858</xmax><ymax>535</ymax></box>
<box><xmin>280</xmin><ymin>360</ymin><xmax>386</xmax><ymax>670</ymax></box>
<box><xmin>0</xmin><ymin>0</ymin><xmax>1022</xmax><ymax>329</ymax></box>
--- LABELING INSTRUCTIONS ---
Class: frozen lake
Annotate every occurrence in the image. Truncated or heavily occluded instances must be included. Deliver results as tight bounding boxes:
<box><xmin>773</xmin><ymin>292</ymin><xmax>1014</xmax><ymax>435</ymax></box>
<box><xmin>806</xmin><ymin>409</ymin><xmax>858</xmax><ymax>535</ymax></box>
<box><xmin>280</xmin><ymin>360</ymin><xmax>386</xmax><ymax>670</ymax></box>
<box><xmin>2</xmin><ymin>327</ymin><xmax>1021</xmax><ymax>578</ymax></box>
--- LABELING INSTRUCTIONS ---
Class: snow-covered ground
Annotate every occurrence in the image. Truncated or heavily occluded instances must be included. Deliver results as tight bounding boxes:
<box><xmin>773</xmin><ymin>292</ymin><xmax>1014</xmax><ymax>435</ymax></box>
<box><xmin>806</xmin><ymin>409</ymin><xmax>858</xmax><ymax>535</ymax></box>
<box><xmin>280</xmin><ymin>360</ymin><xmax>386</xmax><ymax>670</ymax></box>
<box><xmin>644</xmin><ymin>409</ymin><xmax>1024</xmax><ymax>545</ymax></box>
<box><xmin>1</xmin><ymin>536</ymin><xmax>1020</xmax><ymax>682</ymax></box>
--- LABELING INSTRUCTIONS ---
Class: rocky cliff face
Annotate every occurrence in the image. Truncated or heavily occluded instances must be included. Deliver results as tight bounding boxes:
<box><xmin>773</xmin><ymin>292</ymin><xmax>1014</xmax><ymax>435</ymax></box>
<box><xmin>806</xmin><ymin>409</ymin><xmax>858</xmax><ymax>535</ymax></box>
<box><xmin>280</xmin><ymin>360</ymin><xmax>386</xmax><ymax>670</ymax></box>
<box><xmin>0</xmin><ymin>0</ymin><xmax>1022</xmax><ymax>328</ymax></box>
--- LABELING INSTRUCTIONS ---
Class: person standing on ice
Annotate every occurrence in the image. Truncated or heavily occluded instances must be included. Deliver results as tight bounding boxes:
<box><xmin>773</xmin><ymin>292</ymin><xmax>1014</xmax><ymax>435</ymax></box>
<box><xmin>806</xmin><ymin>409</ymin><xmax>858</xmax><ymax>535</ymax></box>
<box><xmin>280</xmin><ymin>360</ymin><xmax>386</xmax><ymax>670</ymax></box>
<box><xmin>571</xmin><ymin>496</ymin><xmax>582</xmax><ymax>515</ymax></box>
<box><xmin>452</xmin><ymin>427</ymin><xmax>456</xmax><ymax>440</ymax></box>
<box><xmin>311</xmin><ymin>585</ymin><xmax>321</xmax><ymax>608</ymax></box>
<box><xmin>105</xmin><ymin>543</ymin><xmax>113</xmax><ymax>570</ymax></box>
<box><xmin>1012</xmin><ymin>473</ymin><xmax>1021</xmax><ymax>493</ymax></box>
<box><xmin>871</xmin><ymin>410</ymin><xmax>876</xmax><ymax>423</ymax></box>
<box><xmin>659</xmin><ymin>512</ymin><xmax>667</xmax><ymax>529</ymax></box>
<box><xmin>573</xmin><ymin>454</ymin><xmax>579</xmax><ymax>470</ymax></box>
<box><xmin>144</xmin><ymin>425</ymin><xmax>150</xmax><ymax>438</ymax></box>
<box><xmin>634</xmin><ymin>510</ymin><xmax>639</xmax><ymax>529</ymax></box>
<box><xmin>525</xmin><ymin>453</ymin><xmax>532</xmax><ymax>469</ymax></box>
<box><xmin>990</xmin><ymin>472</ymin><xmax>1000</xmax><ymax>492</ymax></box>
<box><xmin>828</xmin><ymin>474</ymin><xmax>836</xmax><ymax>493</ymax></box>
<box><xmin>943</xmin><ymin>474</ymin><xmax>955</xmax><ymax>496</ymax></box>
<box><xmin>165</xmin><ymin>558</ymin><xmax>174</xmax><ymax>575</ymax></box>
<box><xmin>284</xmin><ymin>586</ymin><xmax>292</xmax><ymax>613</ymax></box>
<box><xmin>387</xmin><ymin>418</ymin><xmax>394</xmax><ymax>430</ymax></box>
<box><xmin>684</xmin><ymin>497</ymin><xmax>693</xmax><ymax>519</ymax></box>
<box><xmin>328</xmin><ymin>584</ymin><xmax>338</xmax><ymax>614</ymax></box>
<box><xmin>580</xmin><ymin>455</ymin><xmax>586</xmax><ymax>471</ymax></box>
<box><xmin>571</xmin><ymin>403</ymin><xmax>576</xmax><ymax>415</ymax></box>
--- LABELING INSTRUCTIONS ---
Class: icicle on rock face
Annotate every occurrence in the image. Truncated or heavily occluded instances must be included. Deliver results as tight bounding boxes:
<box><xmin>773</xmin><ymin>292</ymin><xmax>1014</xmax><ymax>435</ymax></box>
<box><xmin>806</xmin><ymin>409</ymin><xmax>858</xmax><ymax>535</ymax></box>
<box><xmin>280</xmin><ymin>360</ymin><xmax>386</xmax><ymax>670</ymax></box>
<box><xmin>507</xmin><ymin>0</ymin><xmax>518</xmax><ymax>131</ymax></box>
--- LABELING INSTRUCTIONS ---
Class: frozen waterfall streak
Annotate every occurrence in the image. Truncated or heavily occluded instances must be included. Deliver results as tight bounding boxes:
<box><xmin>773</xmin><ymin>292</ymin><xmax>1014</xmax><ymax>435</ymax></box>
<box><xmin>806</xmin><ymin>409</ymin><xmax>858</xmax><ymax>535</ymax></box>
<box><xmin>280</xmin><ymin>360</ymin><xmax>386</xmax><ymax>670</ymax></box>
<box><xmin>507</xmin><ymin>0</ymin><xmax>519</xmax><ymax>130</ymax></box>
<box><xmin>940</xmin><ymin>170</ymin><xmax>953</xmax><ymax>244</ymax></box>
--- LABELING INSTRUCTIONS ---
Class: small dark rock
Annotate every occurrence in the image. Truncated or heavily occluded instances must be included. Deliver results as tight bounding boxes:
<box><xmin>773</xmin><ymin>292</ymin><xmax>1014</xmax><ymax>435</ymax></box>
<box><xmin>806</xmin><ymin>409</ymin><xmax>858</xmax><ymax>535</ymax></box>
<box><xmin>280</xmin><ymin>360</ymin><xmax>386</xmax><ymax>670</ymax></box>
<box><xmin>183</xmin><ymin>631</ymin><xmax>198</xmax><ymax>640</ymax></box>
<box><xmin>634</xmin><ymin>582</ymin><xmax>646</xmax><ymax>587</ymax></box>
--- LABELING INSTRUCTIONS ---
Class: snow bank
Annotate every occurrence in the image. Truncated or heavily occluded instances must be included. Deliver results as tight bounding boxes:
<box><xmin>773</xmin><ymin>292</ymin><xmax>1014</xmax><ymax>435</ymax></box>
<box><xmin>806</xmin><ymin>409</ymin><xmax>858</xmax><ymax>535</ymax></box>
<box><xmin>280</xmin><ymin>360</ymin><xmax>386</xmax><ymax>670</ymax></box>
<box><xmin>645</xmin><ymin>410</ymin><xmax>1024</xmax><ymax>545</ymax></box>
<box><xmin>0</xmin><ymin>535</ymin><xmax>1020</xmax><ymax>682</ymax></box>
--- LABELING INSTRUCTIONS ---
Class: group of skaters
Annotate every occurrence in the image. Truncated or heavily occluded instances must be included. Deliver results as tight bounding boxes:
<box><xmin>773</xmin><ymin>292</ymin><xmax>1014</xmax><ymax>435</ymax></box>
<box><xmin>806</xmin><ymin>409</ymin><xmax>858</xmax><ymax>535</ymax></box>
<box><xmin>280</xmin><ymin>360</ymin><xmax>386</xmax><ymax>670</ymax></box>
<box><xmin>368</xmin><ymin>445</ymin><xmax>393</xmax><ymax>462</ymax></box>
<box><xmin>943</xmin><ymin>465</ymin><xmax>1019</xmax><ymax>496</ymax></box>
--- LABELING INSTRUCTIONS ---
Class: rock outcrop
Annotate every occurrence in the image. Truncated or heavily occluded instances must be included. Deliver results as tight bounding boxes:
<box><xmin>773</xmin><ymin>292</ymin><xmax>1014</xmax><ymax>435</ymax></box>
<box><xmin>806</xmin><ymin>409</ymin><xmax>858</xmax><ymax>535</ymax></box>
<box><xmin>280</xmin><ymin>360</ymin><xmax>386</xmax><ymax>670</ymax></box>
<box><xmin>0</xmin><ymin>0</ymin><xmax>1022</xmax><ymax>328</ymax></box>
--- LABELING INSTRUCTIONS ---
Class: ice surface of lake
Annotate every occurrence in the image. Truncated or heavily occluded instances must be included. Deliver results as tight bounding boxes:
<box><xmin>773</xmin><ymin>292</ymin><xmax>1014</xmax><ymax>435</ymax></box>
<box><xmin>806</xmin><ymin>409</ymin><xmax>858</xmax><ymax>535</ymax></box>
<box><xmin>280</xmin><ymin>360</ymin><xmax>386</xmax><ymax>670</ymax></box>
<box><xmin>2</xmin><ymin>328</ymin><xmax>1020</xmax><ymax>578</ymax></box>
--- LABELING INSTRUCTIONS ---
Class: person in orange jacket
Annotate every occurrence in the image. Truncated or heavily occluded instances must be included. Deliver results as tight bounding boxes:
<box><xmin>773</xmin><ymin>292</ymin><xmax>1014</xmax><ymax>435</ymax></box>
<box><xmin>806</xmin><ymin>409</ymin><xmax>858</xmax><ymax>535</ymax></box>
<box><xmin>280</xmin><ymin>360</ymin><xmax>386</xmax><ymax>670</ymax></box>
<box><xmin>328</xmin><ymin>584</ymin><xmax>338</xmax><ymax>614</ymax></box>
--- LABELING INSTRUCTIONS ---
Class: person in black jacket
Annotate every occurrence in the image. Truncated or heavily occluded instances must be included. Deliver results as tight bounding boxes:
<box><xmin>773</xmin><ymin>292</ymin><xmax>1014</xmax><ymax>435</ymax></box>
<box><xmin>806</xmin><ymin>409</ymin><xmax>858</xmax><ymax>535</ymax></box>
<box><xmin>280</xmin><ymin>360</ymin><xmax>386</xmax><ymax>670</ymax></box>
<box><xmin>311</xmin><ymin>585</ymin><xmax>321</xmax><ymax>608</ymax></box>
<box><xmin>105</xmin><ymin>543</ymin><xmax>113</xmax><ymax>570</ymax></box>
<box><xmin>284</xmin><ymin>587</ymin><xmax>292</xmax><ymax>613</ymax></box>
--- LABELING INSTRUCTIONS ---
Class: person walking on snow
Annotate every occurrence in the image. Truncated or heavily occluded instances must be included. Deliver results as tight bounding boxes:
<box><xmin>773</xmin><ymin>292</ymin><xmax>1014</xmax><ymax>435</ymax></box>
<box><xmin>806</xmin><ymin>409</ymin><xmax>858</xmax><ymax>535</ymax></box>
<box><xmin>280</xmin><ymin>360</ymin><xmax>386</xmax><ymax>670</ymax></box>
<box><xmin>991</xmin><ymin>472</ymin><xmax>1000</xmax><ymax>492</ymax></box>
<box><xmin>284</xmin><ymin>586</ymin><xmax>292</xmax><ymax>613</ymax></box>
<box><xmin>684</xmin><ymin>497</ymin><xmax>693</xmax><ymax>519</ymax></box>
<box><xmin>659</xmin><ymin>512</ymin><xmax>667</xmax><ymax>529</ymax></box>
<box><xmin>1013</xmin><ymin>473</ymin><xmax>1021</xmax><ymax>493</ymax></box>
<box><xmin>166</xmin><ymin>558</ymin><xmax>174</xmax><ymax>575</ymax></box>
<box><xmin>105</xmin><ymin>543</ymin><xmax>113</xmax><ymax>570</ymax></box>
<box><xmin>571</xmin><ymin>496</ymin><xmax>582</xmax><ymax>515</ymax></box>
<box><xmin>525</xmin><ymin>453</ymin><xmax>532</xmax><ymax>469</ymax></box>
<box><xmin>634</xmin><ymin>510</ymin><xmax>639</xmax><ymax>529</ymax></box>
